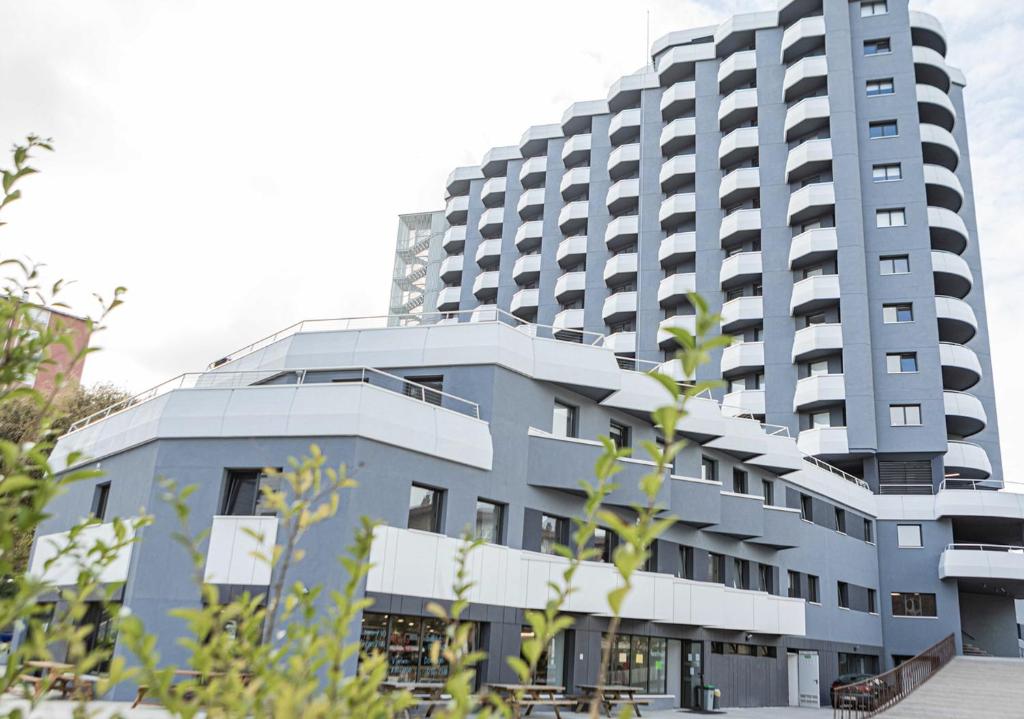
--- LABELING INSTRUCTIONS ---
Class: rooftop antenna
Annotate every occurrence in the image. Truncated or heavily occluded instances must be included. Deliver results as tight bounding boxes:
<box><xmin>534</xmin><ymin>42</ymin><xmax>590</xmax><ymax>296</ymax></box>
<box><xmin>646</xmin><ymin>9</ymin><xmax>651</xmax><ymax>67</ymax></box>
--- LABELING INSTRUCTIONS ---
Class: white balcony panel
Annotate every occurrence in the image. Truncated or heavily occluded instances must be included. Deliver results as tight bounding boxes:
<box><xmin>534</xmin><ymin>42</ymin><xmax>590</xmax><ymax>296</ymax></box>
<box><xmin>781</xmin><ymin>15</ymin><xmax>825</xmax><ymax>63</ymax></box>
<box><xmin>481</xmin><ymin>176</ymin><xmax>507</xmax><ymax>208</ymax></box>
<box><xmin>789</xmin><ymin>227</ymin><xmax>838</xmax><ymax>268</ymax></box>
<box><xmin>519</xmin><ymin>124</ymin><xmax>561</xmax><ymax>159</ymax></box>
<box><xmin>793</xmin><ymin>374</ymin><xmax>846</xmax><ymax>411</ymax></box>
<box><xmin>719</xmin><ymin>127</ymin><xmax>759</xmax><ymax>167</ymax></box>
<box><xmin>480</xmin><ymin>145</ymin><xmax>520</xmax><ymax>178</ymax></box>
<box><xmin>797</xmin><ymin>427</ymin><xmax>849</xmax><ymax>458</ymax></box>
<box><xmin>436</xmin><ymin>286</ymin><xmax>461</xmax><ymax>311</ymax></box>
<box><xmin>517</xmin><ymin>188</ymin><xmax>546</xmax><ymax>220</ymax></box>
<box><xmin>561</xmin><ymin>133</ymin><xmax>593</xmax><ymax>166</ymax></box>
<box><xmin>659</xmin><ymin>232</ymin><xmax>697</xmax><ymax>266</ymax></box>
<box><xmin>515</xmin><ymin>220</ymin><xmax>544</xmax><ymax>252</ymax></box>
<box><xmin>722</xmin><ymin>389</ymin><xmax>765</xmax><ymax>418</ymax></box>
<box><xmin>720</xmin><ymin>296</ymin><xmax>763</xmax><ymax>332</ymax></box>
<box><xmin>472</xmin><ymin>271</ymin><xmax>500</xmax><ymax>299</ymax></box>
<box><xmin>721</xmin><ymin>342</ymin><xmax>765</xmax><ymax>375</ymax></box>
<box><xmin>442</xmin><ymin>225</ymin><xmax>467</xmax><ymax>253</ymax></box>
<box><xmin>603</xmin><ymin>252</ymin><xmax>638</xmax><ymax>286</ymax></box>
<box><xmin>790</xmin><ymin>274</ymin><xmax>840</xmax><ymax>315</ymax></box>
<box><xmin>439</xmin><ymin>254</ymin><xmax>463</xmax><ymax>283</ymax></box>
<box><xmin>920</xmin><ymin>123</ymin><xmax>960</xmax><ymax>172</ymax></box>
<box><xmin>445</xmin><ymin>195</ymin><xmax>470</xmax><ymax>224</ymax></box>
<box><xmin>656</xmin><ymin>42</ymin><xmax>717</xmax><ymax>84</ymax></box>
<box><xmin>552</xmin><ymin>308</ymin><xmax>585</xmax><ymax>331</ymax></box>
<box><xmin>560</xmin><ymin>166</ymin><xmax>591</xmax><ymax>200</ymax></box>
<box><xmin>661</xmin><ymin>118</ymin><xmax>697</xmax><ymax>155</ymax></box>
<box><xmin>910</xmin><ymin>11</ymin><xmax>948</xmax><ymax>56</ymax></box>
<box><xmin>474</xmin><ymin>238</ymin><xmax>502</xmax><ymax>268</ymax></box>
<box><xmin>720</xmin><ymin>251</ymin><xmax>763</xmax><ymax>287</ymax></box>
<box><xmin>720</xmin><ymin>167</ymin><xmax>760</xmax><ymax>206</ymax></box>
<box><xmin>913</xmin><ymin>45</ymin><xmax>951</xmax><ymax>93</ymax></box>
<box><xmin>470</xmin><ymin>304</ymin><xmax>499</xmax><ymax>323</ymax></box>
<box><xmin>558</xmin><ymin>200</ymin><xmax>589</xmax><ymax>234</ymax></box>
<box><xmin>609</xmin><ymin>107</ymin><xmax>642</xmax><ymax>145</ymax></box>
<box><xmin>783</xmin><ymin>54</ymin><xmax>828</xmax><ymax>101</ymax></box>
<box><xmin>944</xmin><ymin>441</ymin><xmax>992</xmax><ymax>480</ymax></box>
<box><xmin>792</xmin><ymin>324</ymin><xmax>843</xmax><ymax>361</ymax></box>
<box><xmin>917</xmin><ymin>84</ymin><xmax>956</xmax><ymax>133</ymax></box>
<box><xmin>602</xmin><ymin>291</ymin><xmax>638</xmax><ymax>323</ymax></box>
<box><xmin>787</xmin><ymin>182</ymin><xmax>835</xmax><ymax>224</ymax></box>
<box><xmin>936</xmin><ymin>296</ymin><xmax>978</xmax><ymax>344</ymax></box>
<box><xmin>786</xmin><ymin>139</ymin><xmax>833</xmax><ymax>182</ymax></box>
<box><xmin>928</xmin><ymin>206</ymin><xmax>969</xmax><ymax>254</ymax></box>
<box><xmin>939</xmin><ymin>546</ymin><xmax>1024</xmax><ymax>586</ymax></box>
<box><xmin>660</xmin><ymin>193</ymin><xmax>697</xmax><ymax>228</ymax></box>
<box><xmin>605</xmin><ymin>215</ymin><xmax>639</xmax><ymax>250</ymax></box>
<box><xmin>661</xmin><ymin>81</ymin><xmax>696</xmax><ymax>120</ymax></box>
<box><xmin>658</xmin><ymin>314</ymin><xmax>697</xmax><ymax>347</ymax></box>
<box><xmin>718</xmin><ymin>50</ymin><xmax>757</xmax><ymax>92</ymax></box>
<box><xmin>445</xmin><ymin>166</ymin><xmax>481</xmax><ymax>198</ymax></box>
<box><xmin>556</xmin><ymin>235</ymin><xmax>588</xmax><ymax>267</ymax></box>
<box><xmin>607</xmin><ymin>71</ymin><xmax>656</xmax><ymax>112</ymax></box>
<box><xmin>554</xmin><ymin>271</ymin><xmax>587</xmax><ymax>302</ymax></box>
<box><xmin>510</xmin><ymin>288</ymin><xmax>540</xmax><ymax>317</ymax></box>
<box><xmin>660</xmin><ymin>154</ymin><xmax>697</xmax><ymax>191</ymax></box>
<box><xmin>931</xmin><ymin>250</ymin><xmax>973</xmax><ymax>298</ymax></box>
<box><xmin>658</xmin><ymin>272</ymin><xmax>697</xmax><ymax>306</ymax></box>
<box><xmin>606</xmin><ymin>178</ymin><xmax>640</xmax><ymax>214</ymax></box>
<box><xmin>944</xmin><ymin>390</ymin><xmax>987</xmax><ymax>437</ymax></box>
<box><xmin>561</xmin><ymin>100</ymin><xmax>608</xmax><ymax>136</ymax></box>
<box><xmin>939</xmin><ymin>342</ymin><xmax>982</xmax><ymax>391</ymax></box>
<box><xmin>519</xmin><ymin>156</ymin><xmax>548</xmax><ymax>188</ymax></box>
<box><xmin>204</xmin><ymin>516</ymin><xmax>278</xmax><ymax>585</ymax></box>
<box><xmin>512</xmin><ymin>254</ymin><xmax>542</xmax><ymax>284</ymax></box>
<box><xmin>784</xmin><ymin>96</ymin><xmax>831</xmax><ymax>141</ymax></box>
<box><xmin>605</xmin><ymin>331</ymin><xmax>637</xmax><ymax>355</ymax></box>
<box><xmin>718</xmin><ymin>87</ymin><xmax>758</xmax><ymax>130</ymax></box>
<box><xmin>477</xmin><ymin>207</ymin><xmax>504</xmax><ymax>238</ymax></box>
<box><xmin>608</xmin><ymin>143</ymin><xmax>641</xmax><ymax>180</ymax></box>
<box><xmin>30</xmin><ymin>521</ymin><xmax>136</xmax><ymax>587</ymax></box>
<box><xmin>924</xmin><ymin>164</ymin><xmax>964</xmax><ymax>212</ymax></box>
<box><xmin>719</xmin><ymin>209</ymin><xmax>761</xmax><ymax>246</ymax></box>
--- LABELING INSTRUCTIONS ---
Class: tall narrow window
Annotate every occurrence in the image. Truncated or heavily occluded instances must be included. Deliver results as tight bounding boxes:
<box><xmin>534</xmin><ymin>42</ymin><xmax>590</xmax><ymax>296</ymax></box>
<box><xmin>701</xmin><ymin>456</ymin><xmax>718</xmax><ymax>483</ymax></box>
<box><xmin>868</xmin><ymin>589</ymin><xmax>878</xmax><ymax>614</ymax></box>
<box><xmin>788</xmin><ymin>571</ymin><xmax>802</xmax><ymax>599</ymax></box>
<box><xmin>609</xmin><ymin>420</ymin><xmax>631</xmax><ymax>449</ymax></box>
<box><xmin>679</xmin><ymin>545</ymin><xmax>694</xmax><ymax>580</ymax></box>
<box><xmin>552</xmin><ymin>401</ymin><xmax>578</xmax><ymax>438</ymax></box>
<box><xmin>732</xmin><ymin>468</ymin><xmax>748</xmax><ymax>495</ymax></box>
<box><xmin>408</xmin><ymin>485</ymin><xmax>443</xmax><ymax>533</ymax></box>
<box><xmin>835</xmin><ymin>508</ymin><xmax>847</xmax><ymax>534</ymax></box>
<box><xmin>90</xmin><ymin>483</ymin><xmax>111</xmax><ymax>521</ymax></box>
<box><xmin>222</xmin><ymin>470</ymin><xmax>271</xmax><ymax>516</ymax></box>
<box><xmin>475</xmin><ymin>500</ymin><xmax>504</xmax><ymax>544</ymax></box>
<box><xmin>890</xmin><ymin>404</ymin><xmax>922</xmax><ymax>427</ymax></box>
<box><xmin>593</xmin><ymin>527</ymin><xmax>613</xmax><ymax>563</ymax></box>
<box><xmin>864</xmin><ymin>519</ymin><xmax>875</xmax><ymax>544</ymax></box>
<box><xmin>800</xmin><ymin>494</ymin><xmax>813</xmax><ymax>522</ymax></box>
<box><xmin>733</xmin><ymin>558</ymin><xmax>749</xmax><ymax>590</ymax></box>
<box><xmin>838</xmin><ymin>581</ymin><xmax>850</xmax><ymax>609</ymax></box>
<box><xmin>762</xmin><ymin>479</ymin><xmax>775</xmax><ymax>507</ymax></box>
<box><xmin>708</xmin><ymin>553</ymin><xmax>725</xmax><ymax>584</ymax></box>
<box><xmin>758</xmin><ymin>563</ymin><xmax>773</xmax><ymax>594</ymax></box>
<box><xmin>540</xmin><ymin>514</ymin><xmax>566</xmax><ymax>555</ymax></box>
<box><xmin>808</xmin><ymin>575</ymin><xmax>820</xmax><ymax>603</ymax></box>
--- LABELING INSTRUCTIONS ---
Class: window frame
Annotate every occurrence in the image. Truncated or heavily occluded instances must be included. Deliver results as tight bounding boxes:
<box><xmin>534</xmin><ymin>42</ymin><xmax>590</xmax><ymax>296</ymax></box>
<box><xmin>886</xmin><ymin>352</ymin><xmax>919</xmax><ymax>374</ymax></box>
<box><xmin>869</xmin><ymin>120</ymin><xmax>899</xmax><ymax>139</ymax></box>
<box><xmin>762</xmin><ymin>479</ymin><xmax>775</xmax><ymax>507</ymax></box>
<box><xmin>890</xmin><ymin>404</ymin><xmax>923</xmax><ymax>427</ymax></box>
<box><xmin>838</xmin><ymin>581</ymin><xmax>851</xmax><ymax>609</ymax></box>
<box><xmin>861</xmin><ymin>0</ymin><xmax>888</xmax><ymax>16</ymax></box>
<box><xmin>540</xmin><ymin>513</ymin><xmax>568</xmax><ymax>555</ymax></box>
<box><xmin>91</xmin><ymin>482</ymin><xmax>111</xmax><ymax>521</ymax></box>
<box><xmin>474</xmin><ymin>499</ymin><xmax>505</xmax><ymax>544</ymax></box>
<box><xmin>891</xmin><ymin>591</ymin><xmax>938</xmax><ymax>618</ymax></box>
<box><xmin>788</xmin><ymin>570</ymin><xmax>802</xmax><ymax>599</ymax></box>
<box><xmin>882</xmin><ymin>303</ymin><xmax>914</xmax><ymax>324</ymax></box>
<box><xmin>835</xmin><ymin>507</ymin><xmax>847</xmax><ymax>535</ymax></box>
<box><xmin>552</xmin><ymin>400</ymin><xmax>579</xmax><ymax>438</ymax></box>
<box><xmin>880</xmin><ymin>254</ymin><xmax>910</xmax><ymax>274</ymax></box>
<box><xmin>799</xmin><ymin>494</ymin><xmax>813</xmax><ymax>522</ymax></box>
<box><xmin>732</xmin><ymin>468</ymin><xmax>748</xmax><ymax>495</ymax></box>
<box><xmin>876</xmin><ymin>208</ymin><xmax>907</xmax><ymax>228</ymax></box>
<box><xmin>609</xmin><ymin>419</ymin><xmax>632</xmax><ymax>449</ymax></box>
<box><xmin>808</xmin><ymin>574</ymin><xmax>820</xmax><ymax>604</ymax></box>
<box><xmin>866</xmin><ymin>78</ymin><xmax>895</xmax><ymax>97</ymax></box>
<box><xmin>701</xmin><ymin>456</ymin><xmax>718</xmax><ymax>483</ymax></box>
<box><xmin>897</xmin><ymin>524</ymin><xmax>924</xmax><ymax>548</ymax></box>
<box><xmin>872</xmin><ymin>163</ymin><xmax>903</xmax><ymax>183</ymax></box>
<box><xmin>408</xmin><ymin>484</ymin><xmax>444</xmax><ymax>534</ymax></box>
<box><xmin>864</xmin><ymin>38</ymin><xmax>892</xmax><ymax>56</ymax></box>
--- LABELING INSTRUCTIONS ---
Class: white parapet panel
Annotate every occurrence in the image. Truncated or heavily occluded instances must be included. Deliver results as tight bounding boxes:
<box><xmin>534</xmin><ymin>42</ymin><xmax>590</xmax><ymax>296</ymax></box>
<box><xmin>367</xmin><ymin>525</ymin><xmax>806</xmax><ymax>636</ymax></box>
<box><xmin>30</xmin><ymin>521</ymin><xmax>136</xmax><ymax>587</ymax></box>
<box><xmin>204</xmin><ymin>515</ymin><xmax>279</xmax><ymax>585</ymax></box>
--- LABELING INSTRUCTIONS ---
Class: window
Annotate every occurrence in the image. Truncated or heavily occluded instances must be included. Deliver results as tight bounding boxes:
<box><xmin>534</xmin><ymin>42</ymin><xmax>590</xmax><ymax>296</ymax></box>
<box><xmin>880</xmin><ymin>254</ymin><xmax>910</xmax><ymax>274</ymax></box>
<box><xmin>552</xmin><ymin>401</ymin><xmax>578</xmax><ymax>438</ymax></box>
<box><xmin>222</xmin><ymin>470</ymin><xmax>272</xmax><ymax>516</ymax></box>
<box><xmin>678</xmin><ymin>545</ymin><xmax>694</xmax><ymax>579</ymax></box>
<box><xmin>810</xmin><ymin>411</ymin><xmax>832</xmax><ymax>429</ymax></box>
<box><xmin>883</xmin><ymin>303</ymin><xmax>914</xmax><ymax>323</ymax></box>
<box><xmin>805</xmin><ymin>312</ymin><xmax>827</xmax><ymax>327</ymax></box>
<box><xmin>803</xmin><ymin>265</ymin><xmax>825</xmax><ymax>279</ymax></box>
<box><xmin>609</xmin><ymin>420</ymin><xmax>631</xmax><ymax>449</ymax></box>
<box><xmin>733</xmin><ymin>558</ymin><xmax>750</xmax><ymax>590</ymax></box>
<box><xmin>762</xmin><ymin>479</ymin><xmax>775</xmax><ymax>507</ymax></box>
<box><xmin>838</xmin><ymin>582</ymin><xmax>850</xmax><ymax>609</ymax></box>
<box><xmin>864</xmin><ymin>38</ymin><xmax>891</xmax><ymax>55</ymax></box>
<box><xmin>540</xmin><ymin>514</ymin><xmax>567</xmax><ymax>555</ymax></box>
<box><xmin>808</xmin><ymin>575</ymin><xmax>820</xmax><ymax>604</ymax></box>
<box><xmin>475</xmin><ymin>500</ymin><xmax>504</xmax><ymax>543</ymax></box>
<box><xmin>526</xmin><ymin>630</ymin><xmax>566</xmax><ymax>686</ymax></box>
<box><xmin>593</xmin><ymin>526</ymin><xmax>613</xmax><ymax>562</ymax></box>
<box><xmin>890</xmin><ymin>404</ymin><xmax>922</xmax><ymax>427</ymax></box>
<box><xmin>839</xmin><ymin>653</ymin><xmax>880</xmax><ymax>676</ymax></box>
<box><xmin>701</xmin><ymin>456</ymin><xmax>718</xmax><ymax>483</ymax></box>
<box><xmin>868</xmin><ymin>589</ymin><xmax>878</xmax><ymax>614</ymax></box>
<box><xmin>90</xmin><ymin>482</ymin><xmax>110</xmax><ymax>521</ymax></box>
<box><xmin>708</xmin><ymin>552</ymin><xmax>725</xmax><ymax>584</ymax></box>
<box><xmin>758</xmin><ymin>563</ymin><xmax>773</xmax><ymax>593</ymax></box>
<box><xmin>733</xmin><ymin>468</ymin><xmax>748</xmax><ymax>495</ymax></box>
<box><xmin>361</xmin><ymin>612</ymin><xmax>478</xmax><ymax>682</ymax></box>
<box><xmin>897</xmin><ymin>524</ymin><xmax>923</xmax><ymax>548</ymax></box>
<box><xmin>835</xmin><ymin>508</ymin><xmax>847</xmax><ymax>534</ymax></box>
<box><xmin>603</xmin><ymin>633</ymin><xmax>668</xmax><ymax>693</ymax></box>
<box><xmin>873</xmin><ymin>163</ymin><xmax>902</xmax><ymax>182</ymax></box>
<box><xmin>887</xmin><ymin>352</ymin><xmax>918</xmax><ymax>373</ymax></box>
<box><xmin>800</xmin><ymin>494</ymin><xmax>813</xmax><ymax>521</ymax></box>
<box><xmin>869</xmin><ymin>120</ymin><xmax>898</xmax><ymax>138</ymax></box>
<box><xmin>808</xmin><ymin>359</ymin><xmax>830</xmax><ymax>377</ymax></box>
<box><xmin>891</xmin><ymin>592</ymin><xmax>937</xmax><ymax>617</ymax></box>
<box><xmin>408</xmin><ymin>485</ymin><xmax>443</xmax><ymax>533</ymax></box>
<box><xmin>788</xmin><ymin>571</ymin><xmax>802</xmax><ymax>599</ymax></box>
<box><xmin>862</xmin><ymin>0</ymin><xmax>888</xmax><ymax>16</ymax></box>
<box><xmin>864</xmin><ymin>519</ymin><xmax>874</xmax><ymax>544</ymax></box>
<box><xmin>876</xmin><ymin>208</ymin><xmax>906</xmax><ymax>228</ymax></box>
<box><xmin>404</xmin><ymin>376</ymin><xmax>444</xmax><ymax>406</ymax></box>
<box><xmin>711</xmin><ymin>642</ymin><xmax>777</xmax><ymax>658</ymax></box>
<box><xmin>866</xmin><ymin>78</ymin><xmax>895</xmax><ymax>96</ymax></box>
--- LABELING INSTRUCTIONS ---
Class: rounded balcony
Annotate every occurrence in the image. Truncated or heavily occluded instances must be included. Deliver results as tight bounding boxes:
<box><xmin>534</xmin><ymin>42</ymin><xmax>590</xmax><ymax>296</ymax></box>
<box><xmin>517</xmin><ymin>188</ymin><xmax>546</xmax><ymax>220</ymax></box>
<box><xmin>445</xmin><ymin>166</ymin><xmax>479</xmax><ymax>198</ymax></box>
<box><xmin>477</xmin><ymin>207</ymin><xmax>504</xmax><ymax>238</ymax></box>
<box><xmin>561</xmin><ymin>100</ymin><xmax>606</xmax><ymax>137</ymax></box>
<box><xmin>512</xmin><ymin>254</ymin><xmax>542</xmax><ymax>285</ymax></box>
<box><xmin>944</xmin><ymin>390</ymin><xmax>987</xmax><ymax>437</ymax></box>
<box><xmin>781</xmin><ymin>14</ymin><xmax>826</xmax><ymax>64</ymax></box>
<box><xmin>442</xmin><ymin>225</ymin><xmax>467</xmax><ymax>253</ymax></box>
<box><xmin>519</xmin><ymin>156</ymin><xmax>548</xmax><ymax>189</ymax></box>
<box><xmin>939</xmin><ymin>342</ymin><xmax>982</xmax><ymax>391</ymax></box>
<box><xmin>792</xmin><ymin>323</ymin><xmax>843</xmax><ymax>361</ymax></box>
<box><xmin>608</xmin><ymin>143</ymin><xmax>641</xmax><ymax>180</ymax></box>
<box><xmin>788</xmin><ymin>227</ymin><xmax>838</xmax><ymax>269</ymax></box>
<box><xmin>519</xmin><ymin>124</ymin><xmax>560</xmax><ymax>160</ymax></box>
<box><xmin>439</xmin><ymin>254</ymin><xmax>464</xmax><ymax>283</ymax></box>
<box><xmin>797</xmin><ymin>427</ymin><xmax>849</xmax><ymax>459</ymax></box>
<box><xmin>787</xmin><ymin>181</ymin><xmax>835</xmax><ymax>225</ymax></box>
<box><xmin>917</xmin><ymin>84</ymin><xmax>956</xmax><ymax>133</ymax></box>
<box><xmin>722</xmin><ymin>389</ymin><xmax>765</xmax><ymax>419</ymax></box>
<box><xmin>658</xmin><ymin>314</ymin><xmax>697</xmax><ymax>348</ymax></box>
<box><xmin>928</xmin><ymin>206</ymin><xmax>969</xmax><ymax>254</ymax></box>
<box><xmin>784</xmin><ymin>96</ymin><xmax>831</xmax><ymax>141</ymax></box>
<box><xmin>661</xmin><ymin>117</ymin><xmax>697</xmax><ymax>156</ymax></box>
<box><xmin>719</xmin><ymin>126</ymin><xmax>759</xmax><ymax>167</ymax></box>
<box><xmin>660</xmin><ymin>81</ymin><xmax>696</xmax><ymax>121</ymax></box>
<box><xmin>481</xmin><ymin>146</ymin><xmax>519</xmax><ymax>178</ymax></box>
<box><xmin>560</xmin><ymin>166</ymin><xmax>591</xmax><ymax>200</ymax></box>
<box><xmin>793</xmin><ymin>373</ymin><xmax>846</xmax><ymax>411</ymax></box>
<box><xmin>910</xmin><ymin>11</ymin><xmax>947</xmax><ymax>56</ymax></box>
<box><xmin>719</xmin><ymin>209</ymin><xmax>761</xmax><ymax>247</ymax></box>
<box><xmin>718</xmin><ymin>50</ymin><xmax>757</xmax><ymax>94</ymax></box>
<box><xmin>554</xmin><ymin>271</ymin><xmax>586</xmax><ymax>303</ymax></box>
<box><xmin>783</xmin><ymin>54</ymin><xmax>828</xmax><ymax>102</ymax></box>
<box><xmin>936</xmin><ymin>295</ymin><xmax>978</xmax><ymax>344</ymax></box>
<box><xmin>481</xmin><ymin>176</ymin><xmax>507</xmax><ymax>208</ymax></box>
<box><xmin>913</xmin><ymin>45</ymin><xmax>951</xmax><ymax>93</ymax></box>
<box><xmin>660</xmin><ymin>154</ymin><xmax>697</xmax><ymax>193</ymax></box>
<box><xmin>603</xmin><ymin>252</ymin><xmax>638</xmax><ymax>287</ymax></box>
<box><xmin>556</xmin><ymin>235</ymin><xmax>588</xmax><ymax>268</ymax></box>
<box><xmin>786</xmin><ymin>138</ymin><xmax>832</xmax><ymax>182</ymax></box>
<box><xmin>721</xmin><ymin>341</ymin><xmax>764</xmax><ymax>376</ymax></box>
<box><xmin>604</xmin><ymin>331</ymin><xmax>636</xmax><ymax>355</ymax></box>
<box><xmin>718</xmin><ymin>87</ymin><xmax>758</xmax><ymax>132</ymax></box>
<box><xmin>931</xmin><ymin>250</ymin><xmax>973</xmax><ymax>298</ymax></box>
<box><xmin>920</xmin><ymin>124</ymin><xmax>960</xmax><ymax>173</ymax></box>
<box><xmin>558</xmin><ymin>201</ymin><xmax>589</xmax><ymax>235</ymax></box>
<box><xmin>602</xmin><ymin>291</ymin><xmax>638</xmax><ymax>324</ymax></box>
<box><xmin>659</xmin><ymin>192</ymin><xmax>697</xmax><ymax>229</ymax></box>
<box><xmin>719</xmin><ymin>167</ymin><xmax>760</xmax><ymax>207</ymax></box>
<box><xmin>605</xmin><ymin>215</ymin><xmax>639</xmax><ymax>251</ymax></box>
<box><xmin>655</xmin><ymin>358</ymin><xmax>694</xmax><ymax>382</ymax></box>
<box><xmin>609</xmin><ymin>108</ymin><xmax>642</xmax><ymax>146</ymax></box>
<box><xmin>445</xmin><ymin>195</ymin><xmax>470</xmax><ymax>225</ymax></box>
<box><xmin>515</xmin><ymin>220</ymin><xmax>544</xmax><ymax>252</ymax></box>
<box><xmin>510</xmin><ymin>288</ymin><xmax>540</xmax><ymax>318</ymax></box>
<box><xmin>607</xmin><ymin>73</ymin><xmax>647</xmax><ymax>113</ymax></box>
<box><xmin>944</xmin><ymin>440</ymin><xmax>992</xmax><ymax>480</ymax></box>
<box><xmin>659</xmin><ymin>232</ymin><xmax>696</xmax><ymax>267</ymax></box>
<box><xmin>790</xmin><ymin>274</ymin><xmax>840</xmax><ymax>315</ymax></box>
<box><xmin>924</xmin><ymin>164</ymin><xmax>964</xmax><ymax>212</ymax></box>
<box><xmin>720</xmin><ymin>296</ymin><xmax>763</xmax><ymax>333</ymax></box>
<box><xmin>474</xmin><ymin>238</ymin><xmax>502</xmax><ymax>269</ymax></box>
<box><xmin>472</xmin><ymin>271</ymin><xmax>500</xmax><ymax>301</ymax></box>
<box><xmin>720</xmin><ymin>251</ymin><xmax>762</xmax><ymax>288</ymax></box>
<box><xmin>606</xmin><ymin>178</ymin><xmax>640</xmax><ymax>214</ymax></box>
<box><xmin>553</xmin><ymin>307</ymin><xmax>585</xmax><ymax>332</ymax></box>
<box><xmin>658</xmin><ymin>272</ymin><xmax>697</xmax><ymax>306</ymax></box>
<box><xmin>656</xmin><ymin>41</ymin><xmax>714</xmax><ymax>85</ymax></box>
<box><xmin>436</xmin><ymin>286</ymin><xmax>462</xmax><ymax>312</ymax></box>
<box><xmin>561</xmin><ymin>133</ymin><xmax>592</xmax><ymax>167</ymax></box>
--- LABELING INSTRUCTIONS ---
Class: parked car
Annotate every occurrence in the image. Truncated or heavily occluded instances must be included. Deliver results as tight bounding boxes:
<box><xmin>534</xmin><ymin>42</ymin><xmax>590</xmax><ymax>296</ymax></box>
<box><xmin>831</xmin><ymin>673</ymin><xmax>879</xmax><ymax>708</ymax></box>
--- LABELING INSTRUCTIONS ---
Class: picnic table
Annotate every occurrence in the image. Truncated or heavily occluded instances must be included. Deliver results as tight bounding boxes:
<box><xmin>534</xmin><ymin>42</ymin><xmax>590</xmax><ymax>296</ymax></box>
<box><xmin>21</xmin><ymin>661</ymin><xmax>97</xmax><ymax>700</ymax></box>
<box><xmin>380</xmin><ymin>681</ymin><xmax>447</xmax><ymax>717</ymax></box>
<box><xmin>131</xmin><ymin>668</ymin><xmax>252</xmax><ymax>708</ymax></box>
<box><xmin>485</xmin><ymin>683</ymin><xmax>575</xmax><ymax>719</ymax></box>
<box><xmin>575</xmin><ymin>684</ymin><xmax>649</xmax><ymax>717</ymax></box>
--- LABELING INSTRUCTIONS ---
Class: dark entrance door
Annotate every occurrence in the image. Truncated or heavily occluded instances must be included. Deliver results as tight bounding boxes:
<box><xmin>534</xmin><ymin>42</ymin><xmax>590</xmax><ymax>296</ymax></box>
<box><xmin>681</xmin><ymin>640</ymin><xmax>703</xmax><ymax>708</ymax></box>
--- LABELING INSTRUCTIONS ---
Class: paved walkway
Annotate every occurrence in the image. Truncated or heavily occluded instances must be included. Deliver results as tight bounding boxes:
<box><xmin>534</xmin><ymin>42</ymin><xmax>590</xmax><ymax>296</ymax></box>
<box><xmin>877</xmin><ymin>656</ymin><xmax>1024</xmax><ymax>718</ymax></box>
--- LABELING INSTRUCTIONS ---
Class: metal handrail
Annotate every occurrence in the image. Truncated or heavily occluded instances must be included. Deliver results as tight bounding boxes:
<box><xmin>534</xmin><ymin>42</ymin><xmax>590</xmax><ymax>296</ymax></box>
<box><xmin>946</xmin><ymin>543</ymin><xmax>1024</xmax><ymax>553</ymax></box>
<box><xmin>801</xmin><ymin>453</ymin><xmax>871</xmax><ymax>490</ymax></box>
<box><xmin>833</xmin><ymin>634</ymin><xmax>955</xmax><ymax>719</ymax></box>
<box><xmin>939</xmin><ymin>477</ymin><xmax>1003</xmax><ymax>491</ymax></box>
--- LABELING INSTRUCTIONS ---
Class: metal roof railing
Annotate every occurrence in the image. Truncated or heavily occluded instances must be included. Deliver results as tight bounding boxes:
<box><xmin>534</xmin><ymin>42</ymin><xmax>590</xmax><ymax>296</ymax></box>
<box><xmin>939</xmin><ymin>478</ymin><xmax>1003</xmax><ymax>491</ymax></box>
<box><xmin>946</xmin><ymin>543</ymin><xmax>1024</xmax><ymax>553</ymax></box>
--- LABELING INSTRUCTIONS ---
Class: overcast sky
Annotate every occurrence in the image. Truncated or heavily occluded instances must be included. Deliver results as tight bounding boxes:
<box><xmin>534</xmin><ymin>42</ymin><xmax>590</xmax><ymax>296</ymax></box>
<box><xmin>1</xmin><ymin>1</ymin><xmax>1021</xmax><ymax>484</ymax></box>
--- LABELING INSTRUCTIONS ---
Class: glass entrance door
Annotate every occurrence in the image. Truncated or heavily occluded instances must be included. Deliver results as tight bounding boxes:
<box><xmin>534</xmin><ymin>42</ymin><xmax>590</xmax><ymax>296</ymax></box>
<box><xmin>681</xmin><ymin>641</ymin><xmax>703</xmax><ymax>708</ymax></box>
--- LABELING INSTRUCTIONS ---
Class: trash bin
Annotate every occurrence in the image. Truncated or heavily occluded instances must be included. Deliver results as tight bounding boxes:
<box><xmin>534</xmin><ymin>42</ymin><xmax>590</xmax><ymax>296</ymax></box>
<box><xmin>701</xmin><ymin>684</ymin><xmax>717</xmax><ymax>711</ymax></box>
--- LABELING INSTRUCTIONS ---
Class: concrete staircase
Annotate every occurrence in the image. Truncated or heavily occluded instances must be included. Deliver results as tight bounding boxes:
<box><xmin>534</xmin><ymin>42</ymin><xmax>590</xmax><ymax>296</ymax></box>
<box><xmin>878</xmin><ymin>656</ymin><xmax>1024</xmax><ymax>718</ymax></box>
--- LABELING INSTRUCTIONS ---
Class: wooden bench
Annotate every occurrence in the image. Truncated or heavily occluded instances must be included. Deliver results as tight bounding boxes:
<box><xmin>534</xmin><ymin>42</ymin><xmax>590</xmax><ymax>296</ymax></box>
<box><xmin>19</xmin><ymin>672</ymin><xmax>98</xmax><ymax>700</ymax></box>
<box><xmin>399</xmin><ymin>698</ymin><xmax>450</xmax><ymax>718</ymax></box>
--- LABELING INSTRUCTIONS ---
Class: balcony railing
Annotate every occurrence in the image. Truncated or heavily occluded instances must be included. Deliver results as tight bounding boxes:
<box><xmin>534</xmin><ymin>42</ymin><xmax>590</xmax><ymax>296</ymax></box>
<box><xmin>939</xmin><ymin>478</ymin><xmax>1003</xmax><ymax>491</ymax></box>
